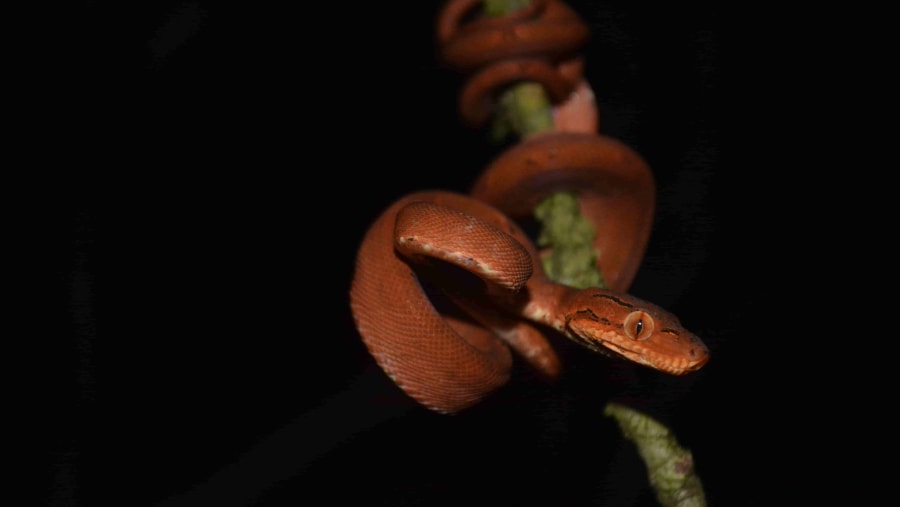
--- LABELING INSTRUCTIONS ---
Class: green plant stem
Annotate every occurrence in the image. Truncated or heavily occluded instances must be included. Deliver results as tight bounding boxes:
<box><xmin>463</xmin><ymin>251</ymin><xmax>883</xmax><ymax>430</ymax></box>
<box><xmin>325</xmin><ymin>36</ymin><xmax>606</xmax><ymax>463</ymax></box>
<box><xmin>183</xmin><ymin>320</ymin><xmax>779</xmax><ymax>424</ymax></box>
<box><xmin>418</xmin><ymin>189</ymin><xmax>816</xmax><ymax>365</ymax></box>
<box><xmin>604</xmin><ymin>403</ymin><xmax>707</xmax><ymax>507</ymax></box>
<box><xmin>483</xmin><ymin>0</ymin><xmax>532</xmax><ymax>16</ymax></box>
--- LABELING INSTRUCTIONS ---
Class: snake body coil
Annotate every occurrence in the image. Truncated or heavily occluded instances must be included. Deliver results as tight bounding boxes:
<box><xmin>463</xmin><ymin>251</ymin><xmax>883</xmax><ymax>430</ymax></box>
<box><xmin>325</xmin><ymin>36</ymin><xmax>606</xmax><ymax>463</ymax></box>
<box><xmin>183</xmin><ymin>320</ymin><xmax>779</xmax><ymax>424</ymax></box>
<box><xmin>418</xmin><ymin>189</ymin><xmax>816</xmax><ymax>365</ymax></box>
<box><xmin>437</xmin><ymin>0</ymin><xmax>588</xmax><ymax>128</ymax></box>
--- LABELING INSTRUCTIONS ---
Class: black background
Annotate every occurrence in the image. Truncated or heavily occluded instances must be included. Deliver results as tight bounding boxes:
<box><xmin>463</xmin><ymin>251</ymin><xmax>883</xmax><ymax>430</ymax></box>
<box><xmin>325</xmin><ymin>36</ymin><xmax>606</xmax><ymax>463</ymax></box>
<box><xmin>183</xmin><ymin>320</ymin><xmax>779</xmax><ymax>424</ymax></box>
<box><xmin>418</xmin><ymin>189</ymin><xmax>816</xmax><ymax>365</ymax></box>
<box><xmin>39</xmin><ymin>1</ymin><xmax>834</xmax><ymax>506</ymax></box>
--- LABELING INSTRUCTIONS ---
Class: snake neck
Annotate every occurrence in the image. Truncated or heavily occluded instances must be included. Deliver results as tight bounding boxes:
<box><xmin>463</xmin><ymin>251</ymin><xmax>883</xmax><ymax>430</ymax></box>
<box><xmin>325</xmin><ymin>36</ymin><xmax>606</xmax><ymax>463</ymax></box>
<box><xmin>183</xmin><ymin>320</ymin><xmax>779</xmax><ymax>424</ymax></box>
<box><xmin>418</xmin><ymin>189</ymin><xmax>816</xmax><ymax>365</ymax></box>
<box><xmin>514</xmin><ymin>275</ymin><xmax>579</xmax><ymax>334</ymax></box>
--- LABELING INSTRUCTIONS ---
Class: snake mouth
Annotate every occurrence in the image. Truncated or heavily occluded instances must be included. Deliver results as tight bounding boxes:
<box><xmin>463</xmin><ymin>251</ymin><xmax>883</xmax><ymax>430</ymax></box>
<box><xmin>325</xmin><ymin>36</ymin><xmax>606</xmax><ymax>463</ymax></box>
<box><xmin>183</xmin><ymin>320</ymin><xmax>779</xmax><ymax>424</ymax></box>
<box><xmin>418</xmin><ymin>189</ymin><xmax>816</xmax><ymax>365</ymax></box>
<box><xmin>566</xmin><ymin>320</ymin><xmax>709</xmax><ymax>375</ymax></box>
<box><xmin>598</xmin><ymin>339</ymin><xmax>707</xmax><ymax>375</ymax></box>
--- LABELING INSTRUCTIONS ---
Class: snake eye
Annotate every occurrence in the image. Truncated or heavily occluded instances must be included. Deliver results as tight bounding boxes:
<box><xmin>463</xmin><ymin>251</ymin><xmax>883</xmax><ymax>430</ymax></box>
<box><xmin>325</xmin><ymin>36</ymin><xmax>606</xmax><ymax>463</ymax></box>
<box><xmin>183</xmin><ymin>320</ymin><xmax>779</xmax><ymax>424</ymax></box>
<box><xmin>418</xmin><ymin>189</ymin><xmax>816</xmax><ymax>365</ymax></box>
<box><xmin>624</xmin><ymin>311</ymin><xmax>654</xmax><ymax>341</ymax></box>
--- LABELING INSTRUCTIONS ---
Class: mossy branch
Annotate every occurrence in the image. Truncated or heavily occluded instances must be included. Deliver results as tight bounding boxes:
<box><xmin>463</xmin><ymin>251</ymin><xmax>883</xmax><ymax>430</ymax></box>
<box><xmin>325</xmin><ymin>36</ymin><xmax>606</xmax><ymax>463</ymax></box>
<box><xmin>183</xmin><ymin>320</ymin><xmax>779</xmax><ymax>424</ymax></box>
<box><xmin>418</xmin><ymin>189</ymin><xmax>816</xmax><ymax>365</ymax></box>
<box><xmin>534</xmin><ymin>192</ymin><xmax>606</xmax><ymax>289</ymax></box>
<box><xmin>483</xmin><ymin>0</ymin><xmax>532</xmax><ymax>16</ymax></box>
<box><xmin>604</xmin><ymin>403</ymin><xmax>707</xmax><ymax>507</ymax></box>
<box><xmin>490</xmin><ymin>82</ymin><xmax>556</xmax><ymax>142</ymax></box>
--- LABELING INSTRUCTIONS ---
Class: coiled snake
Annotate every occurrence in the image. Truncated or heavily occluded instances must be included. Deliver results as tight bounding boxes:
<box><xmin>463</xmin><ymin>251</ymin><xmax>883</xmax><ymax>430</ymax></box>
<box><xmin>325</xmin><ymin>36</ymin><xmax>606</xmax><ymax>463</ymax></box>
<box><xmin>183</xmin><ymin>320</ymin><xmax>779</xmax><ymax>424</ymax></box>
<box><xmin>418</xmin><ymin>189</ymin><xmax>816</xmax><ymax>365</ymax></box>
<box><xmin>349</xmin><ymin>0</ymin><xmax>709</xmax><ymax>414</ymax></box>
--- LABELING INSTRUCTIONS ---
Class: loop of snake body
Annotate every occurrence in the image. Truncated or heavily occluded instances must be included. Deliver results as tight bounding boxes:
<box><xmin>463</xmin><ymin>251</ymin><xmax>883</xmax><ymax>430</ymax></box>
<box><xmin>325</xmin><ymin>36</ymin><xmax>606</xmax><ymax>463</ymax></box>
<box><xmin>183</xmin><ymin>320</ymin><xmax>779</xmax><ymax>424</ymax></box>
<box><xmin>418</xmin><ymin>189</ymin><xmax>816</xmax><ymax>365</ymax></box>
<box><xmin>349</xmin><ymin>1</ymin><xmax>709</xmax><ymax>414</ymax></box>
<box><xmin>437</xmin><ymin>0</ymin><xmax>588</xmax><ymax>128</ymax></box>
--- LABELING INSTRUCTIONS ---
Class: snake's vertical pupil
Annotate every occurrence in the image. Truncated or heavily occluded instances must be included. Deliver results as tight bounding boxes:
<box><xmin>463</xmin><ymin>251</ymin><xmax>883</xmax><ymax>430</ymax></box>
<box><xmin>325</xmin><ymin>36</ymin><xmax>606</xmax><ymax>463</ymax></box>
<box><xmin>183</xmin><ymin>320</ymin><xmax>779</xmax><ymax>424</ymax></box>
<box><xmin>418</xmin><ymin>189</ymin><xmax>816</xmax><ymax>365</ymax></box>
<box><xmin>635</xmin><ymin>319</ymin><xmax>643</xmax><ymax>336</ymax></box>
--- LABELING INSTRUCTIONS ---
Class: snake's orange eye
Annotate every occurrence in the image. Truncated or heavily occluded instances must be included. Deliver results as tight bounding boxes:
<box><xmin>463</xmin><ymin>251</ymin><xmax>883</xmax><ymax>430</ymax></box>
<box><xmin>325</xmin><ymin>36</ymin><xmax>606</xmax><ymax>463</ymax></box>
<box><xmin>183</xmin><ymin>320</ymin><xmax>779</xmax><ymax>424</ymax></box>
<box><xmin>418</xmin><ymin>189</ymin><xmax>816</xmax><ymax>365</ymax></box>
<box><xmin>624</xmin><ymin>311</ymin><xmax>654</xmax><ymax>341</ymax></box>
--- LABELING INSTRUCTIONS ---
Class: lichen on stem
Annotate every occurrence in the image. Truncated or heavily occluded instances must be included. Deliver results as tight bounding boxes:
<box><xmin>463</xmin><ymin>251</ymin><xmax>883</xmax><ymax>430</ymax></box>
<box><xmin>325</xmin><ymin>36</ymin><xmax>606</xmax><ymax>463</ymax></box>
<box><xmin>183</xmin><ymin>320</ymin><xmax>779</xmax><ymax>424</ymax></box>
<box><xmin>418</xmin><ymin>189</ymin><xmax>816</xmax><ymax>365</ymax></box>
<box><xmin>482</xmin><ymin>0</ymin><xmax>533</xmax><ymax>18</ymax></box>
<box><xmin>604</xmin><ymin>403</ymin><xmax>707</xmax><ymax>507</ymax></box>
<box><xmin>533</xmin><ymin>192</ymin><xmax>606</xmax><ymax>289</ymax></box>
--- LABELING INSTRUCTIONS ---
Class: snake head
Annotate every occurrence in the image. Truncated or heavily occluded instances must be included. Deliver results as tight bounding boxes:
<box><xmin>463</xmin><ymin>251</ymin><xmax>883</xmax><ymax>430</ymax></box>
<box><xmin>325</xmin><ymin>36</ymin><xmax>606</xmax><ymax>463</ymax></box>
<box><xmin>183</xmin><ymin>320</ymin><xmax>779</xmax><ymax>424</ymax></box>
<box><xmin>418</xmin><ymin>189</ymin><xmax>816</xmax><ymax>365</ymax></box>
<box><xmin>562</xmin><ymin>288</ymin><xmax>709</xmax><ymax>375</ymax></box>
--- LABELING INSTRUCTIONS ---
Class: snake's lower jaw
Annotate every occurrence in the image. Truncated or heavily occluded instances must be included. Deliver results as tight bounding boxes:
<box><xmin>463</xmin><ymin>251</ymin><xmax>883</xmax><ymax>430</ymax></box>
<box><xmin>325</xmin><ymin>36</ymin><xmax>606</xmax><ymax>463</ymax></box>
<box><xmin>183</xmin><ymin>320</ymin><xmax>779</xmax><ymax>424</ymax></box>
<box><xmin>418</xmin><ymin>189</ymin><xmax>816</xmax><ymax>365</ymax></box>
<box><xmin>633</xmin><ymin>350</ymin><xmax>709</xmax><ymax>376</ymax></box>
<box><xmin>647</xmin><ymin>343</ymin><xmax>710</xmax><ymax>375</ymax></box>
<box><xmin>567</xmin><ymin>320</ymin><xmax>710</xmax><ymax>375</ymax></box>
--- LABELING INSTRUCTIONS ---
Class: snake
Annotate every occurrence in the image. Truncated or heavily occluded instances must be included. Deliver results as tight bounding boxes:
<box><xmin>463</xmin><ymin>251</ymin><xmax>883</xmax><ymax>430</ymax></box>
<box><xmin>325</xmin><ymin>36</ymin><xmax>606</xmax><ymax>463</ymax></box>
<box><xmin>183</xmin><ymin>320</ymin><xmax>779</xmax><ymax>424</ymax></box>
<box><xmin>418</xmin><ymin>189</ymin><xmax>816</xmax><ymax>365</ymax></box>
<box><xmin>350</xmin><ymin>132</ymin><xmax>709</xmax><ymax>415</ymax></box>
<box><xmin>349</xmin><ymin>0</ymin><xmax>709</xmax><ymax>414</ymax></box>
